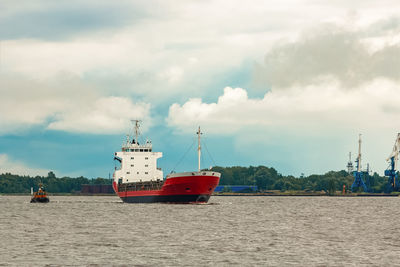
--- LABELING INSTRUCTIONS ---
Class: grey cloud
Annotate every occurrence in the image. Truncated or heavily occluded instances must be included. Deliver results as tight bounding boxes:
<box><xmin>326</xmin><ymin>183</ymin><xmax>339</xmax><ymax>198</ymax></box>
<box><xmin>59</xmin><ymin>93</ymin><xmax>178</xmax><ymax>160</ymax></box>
<box><xmin>164</xmin><ymin>42</ymin><xmax>213</xmax><ymax>51</ymax></box>
<box><xmin>0</xmin><ymin>1</ymin><xmax>151</xmax><ymax>40</ymax></box>
<box><xmin>253</xmin><ymin>22</ymin><xmax>400</xmax><ymax>88</ymax></box>
<box><xmin>365</xmin><ymin>16</ymin><xmax>400</xmax><ymax>37</ymax></box>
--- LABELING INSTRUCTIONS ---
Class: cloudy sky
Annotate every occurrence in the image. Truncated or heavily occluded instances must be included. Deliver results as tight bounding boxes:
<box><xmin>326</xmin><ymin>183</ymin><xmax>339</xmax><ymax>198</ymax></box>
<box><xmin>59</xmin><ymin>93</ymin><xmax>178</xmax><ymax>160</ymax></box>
<box><xmin>1</xmin><ymin>0</ymin><xmax>400</xmax><ymax>178</ymax></box>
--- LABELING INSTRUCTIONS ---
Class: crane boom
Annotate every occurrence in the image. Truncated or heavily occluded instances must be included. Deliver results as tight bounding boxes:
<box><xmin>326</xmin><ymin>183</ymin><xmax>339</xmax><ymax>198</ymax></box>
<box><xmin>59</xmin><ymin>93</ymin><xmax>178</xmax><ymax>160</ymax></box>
<box><xmin>357</xmin><ymin>134</ymin><xmax>362</xmax><ymax>172</ymax></box>
<box><xmin>387</xmin><ymin>133</ymin><xmax>400</xmax><ymax>170</ymax></box>
<box><xmin>351</xmin><ymin>134</ymin><xmax>369</xmax><ymax>192</ymax></box>
<box><xmin>384</xmin><ymin>133</ymin><xmax>400</xmax><ymax>192</ymax></box>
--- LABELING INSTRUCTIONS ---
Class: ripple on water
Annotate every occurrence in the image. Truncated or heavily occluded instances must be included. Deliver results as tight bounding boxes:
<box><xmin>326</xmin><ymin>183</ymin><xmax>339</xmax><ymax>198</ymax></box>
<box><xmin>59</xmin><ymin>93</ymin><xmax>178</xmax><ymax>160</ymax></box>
<box><xmin>1</xmin><ymin>195</ymin><xmax>400</xmax><ymax>266</ymax></box>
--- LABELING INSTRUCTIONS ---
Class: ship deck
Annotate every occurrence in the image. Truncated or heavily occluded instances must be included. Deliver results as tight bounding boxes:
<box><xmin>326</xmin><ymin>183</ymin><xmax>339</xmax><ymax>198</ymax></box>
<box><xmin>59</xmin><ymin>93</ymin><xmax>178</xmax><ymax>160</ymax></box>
<box><xmin>117</xmin><ymin>180</ymin><xmax>164</xmax><ymax>192</ymax></box>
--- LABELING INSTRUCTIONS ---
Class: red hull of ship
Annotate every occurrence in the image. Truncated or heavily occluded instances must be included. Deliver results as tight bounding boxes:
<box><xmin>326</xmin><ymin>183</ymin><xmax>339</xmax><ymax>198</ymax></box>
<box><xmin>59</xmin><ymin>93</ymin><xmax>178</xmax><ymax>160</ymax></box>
<box><xmin>113</xmin><ymin>174</ymin><xmax>220</xmax><ymax>203</ymax></box>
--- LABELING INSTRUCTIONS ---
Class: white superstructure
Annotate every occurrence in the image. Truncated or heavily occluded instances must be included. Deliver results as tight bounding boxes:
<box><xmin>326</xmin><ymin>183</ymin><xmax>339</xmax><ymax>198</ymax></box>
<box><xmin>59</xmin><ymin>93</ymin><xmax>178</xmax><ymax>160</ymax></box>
<box><xmin>114</xmin><ymin>120</ymin><xmax>163</xmax><ymax>183</ymax></box>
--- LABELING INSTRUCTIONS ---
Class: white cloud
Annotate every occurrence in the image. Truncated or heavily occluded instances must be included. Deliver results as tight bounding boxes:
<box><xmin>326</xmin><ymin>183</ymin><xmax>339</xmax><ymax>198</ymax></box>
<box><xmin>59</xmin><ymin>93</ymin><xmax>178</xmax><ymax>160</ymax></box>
<box><xmin>168</xmin><ymin>80</ymin><xmax>400</xmax><ymax>135</ymax></box>
<box><xmin>0</xmin><ymin>73</ymin><xmax>151</xmax><ymax>135</ymax></box>
<box><xmin>167</xmin><ymin>81</ymin><xmax>400</xmax><ymax>175</ymax></box>
<box><xmin>0</xmin><ymin>154</ymin><xmax>48</xmax><ymax>176</ymax></box>
<box><xmin>156</xmin><ymin>13</ymin><xmax>399</xmax><ymax>175</ymax></box>
<box><xmin>47</xmin><ymin>96</ymin><xmax>150</xmax><ymax>134</ymax></box>
<box><xmin>2</xmin><ymin>1</ymin><xmax>400</xmax><ymax>104</ymax></box>
<box><xmin>159</xmin><ymin>66</ymin><xmax>184</xmax><ymax>83</ymax></box>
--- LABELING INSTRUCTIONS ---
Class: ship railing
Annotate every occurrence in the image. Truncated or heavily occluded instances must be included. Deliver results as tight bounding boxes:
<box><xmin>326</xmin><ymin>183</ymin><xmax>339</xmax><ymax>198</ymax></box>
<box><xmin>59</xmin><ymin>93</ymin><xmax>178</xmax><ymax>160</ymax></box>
<box><xmin>118</xmin><ymin>180</ymin><xmax>164</xmax><ymax>192</ymax></box>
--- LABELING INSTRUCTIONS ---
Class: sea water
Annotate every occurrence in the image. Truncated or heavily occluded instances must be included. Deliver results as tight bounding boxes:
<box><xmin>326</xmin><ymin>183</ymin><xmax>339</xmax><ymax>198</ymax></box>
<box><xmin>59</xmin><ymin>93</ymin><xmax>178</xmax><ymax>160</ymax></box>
<box><xmin>1</xmin><ymin>195</ymin><xmax>400</xmax><ymax>266</ymax></box>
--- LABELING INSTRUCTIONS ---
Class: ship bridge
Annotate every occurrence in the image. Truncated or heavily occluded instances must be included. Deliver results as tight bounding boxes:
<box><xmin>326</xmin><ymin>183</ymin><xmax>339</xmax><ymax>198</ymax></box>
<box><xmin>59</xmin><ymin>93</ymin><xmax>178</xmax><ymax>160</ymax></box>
<box><xmin>114</xmin><ymin>121</ymin><xmax>163</xmax><ymax>184</ymax></box>
<box><xmin>122</xmin><ymin>140</ymin><xmax>153</xmax><ymax>152</ymax></box>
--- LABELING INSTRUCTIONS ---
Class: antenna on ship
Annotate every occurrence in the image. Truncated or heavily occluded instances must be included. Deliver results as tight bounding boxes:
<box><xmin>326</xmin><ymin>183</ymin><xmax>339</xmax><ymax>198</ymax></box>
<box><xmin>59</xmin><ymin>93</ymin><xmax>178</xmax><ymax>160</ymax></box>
<box><xmin>131</xmin><ymin>119</ymin><xmax>141</xmax><ymax>144</ymax></box>
<box><xmin>126</xmin><ymin>134</ymin><xmax>130</xmax><ymax>145</ymax></box>
<box><xmin>197</xmin><ymin>126</ymin><xmax>202</xmax><ymax>172</ymax></box>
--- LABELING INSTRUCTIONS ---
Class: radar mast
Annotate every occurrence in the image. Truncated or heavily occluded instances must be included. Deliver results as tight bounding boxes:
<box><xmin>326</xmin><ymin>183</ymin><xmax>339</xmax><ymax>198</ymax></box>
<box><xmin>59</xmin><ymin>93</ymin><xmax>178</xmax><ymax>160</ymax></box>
<box><xmin>131</xmin><ymin>119</ymin><xmax>141</xmax><ymax>145</ymax></box>
<box><xmin>197</xmin><ymin>126</ymin><xmax>202</xmax><ymax>172</ymax></box>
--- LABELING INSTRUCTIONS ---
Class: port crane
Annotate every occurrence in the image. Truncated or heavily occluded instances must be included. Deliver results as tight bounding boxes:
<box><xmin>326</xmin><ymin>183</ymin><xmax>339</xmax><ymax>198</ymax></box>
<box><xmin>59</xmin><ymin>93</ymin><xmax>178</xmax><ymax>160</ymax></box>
<box><xmin>347</xmin><ymin>152</ymin><xmax>354</xmax><ymax>174</ymax></box>
<box><xmin>384</xmin><ymin>133</ymin><xmax>400</xmax><ymax>192</ymax></box>
<box><xmin>351</xmin><ymin>134</ymin><xmax>369</xmax><ymax>192</ymax></box>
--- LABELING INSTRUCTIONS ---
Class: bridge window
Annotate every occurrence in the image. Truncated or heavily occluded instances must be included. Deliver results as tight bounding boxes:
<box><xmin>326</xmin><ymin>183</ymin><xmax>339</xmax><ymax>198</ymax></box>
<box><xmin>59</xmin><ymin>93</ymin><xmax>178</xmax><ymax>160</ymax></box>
<box><xmin>145</xmin><ymin>157</ymin><xmax>148</xmax><ymax>160</ymax></box>
<box><xmin>131</xmin><ymin>164</ymin><xmax>134</xmax><ymax>167</ymax></box>
<box><xmin>145</xmin><ymin>172</ymin><xmax>148</xmax><ymax>174</ymax></box>
<box><xmin>127</xmin><ymin>172</ymin><xmax>130</xmax><ymax>174</ymax></box>
<box><xmin>131</xmin><ymin>157</ymin><xmax>134</xmax><ymax>160</ymax></box>
<box><xmin>145</xmin><ymin>165</ymin><xmax>148</xmax><ymax>167</ymax></box>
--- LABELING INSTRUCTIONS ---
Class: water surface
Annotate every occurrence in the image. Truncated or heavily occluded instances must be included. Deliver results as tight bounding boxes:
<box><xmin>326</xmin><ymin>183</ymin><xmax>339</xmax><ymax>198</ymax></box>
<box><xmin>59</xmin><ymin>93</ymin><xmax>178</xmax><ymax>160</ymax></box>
<box><xmin>1</xmin><ymin>195</ymin><xmax>400</xmax><ymax>266</ymax></box>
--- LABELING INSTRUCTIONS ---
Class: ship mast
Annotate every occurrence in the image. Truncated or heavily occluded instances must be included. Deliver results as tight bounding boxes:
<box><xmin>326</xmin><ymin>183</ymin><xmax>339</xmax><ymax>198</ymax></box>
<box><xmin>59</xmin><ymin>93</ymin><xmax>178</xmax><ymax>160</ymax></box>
<box><xmin>131</xmin><ymin>119</ymin><xmax>141</xmax><ymax>144</ymax></box>
<box><xmin>197</xmin><ymin>126</ymin><xmax>202</xmax><ymax>172</ymax></box>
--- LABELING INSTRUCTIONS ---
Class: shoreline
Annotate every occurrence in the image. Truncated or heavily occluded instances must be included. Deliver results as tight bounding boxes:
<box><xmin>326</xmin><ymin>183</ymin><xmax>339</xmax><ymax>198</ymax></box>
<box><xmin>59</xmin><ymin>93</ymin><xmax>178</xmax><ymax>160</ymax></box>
<box><xmin>214</xmin><ymin>193</ymin><xmax>399</xmax><ymax>197</ymax></box>
<box><xmin>2</xmin><ymin>192</ymin><xmax>400</xmax><ymax>197</ymax></box>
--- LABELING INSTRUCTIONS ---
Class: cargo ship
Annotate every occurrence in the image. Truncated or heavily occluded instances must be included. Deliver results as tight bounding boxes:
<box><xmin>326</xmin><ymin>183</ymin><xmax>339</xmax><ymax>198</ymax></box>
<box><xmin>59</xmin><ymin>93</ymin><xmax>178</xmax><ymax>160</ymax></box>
<box><xmin>112</xmin><ymin>121</ymin><xmax>220</xmax><ymax>203</ymax></box>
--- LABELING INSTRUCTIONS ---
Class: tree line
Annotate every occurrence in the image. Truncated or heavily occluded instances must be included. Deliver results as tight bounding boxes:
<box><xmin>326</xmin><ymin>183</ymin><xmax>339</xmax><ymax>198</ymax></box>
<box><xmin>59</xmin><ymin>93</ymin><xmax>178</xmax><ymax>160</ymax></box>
<box><xmin>0</xmin><ymin>166</ymin><xmax>391</xmax><ymax>194</ymax></box>
<box><xmin>0</xmin><ymin>171</ymin><xmax>112</xmax><ymax>194</ymax></box>
<box><xmin>210</xmin><ymin>166</ymin><xmax>389</xmax><ymax>193</ymax></box>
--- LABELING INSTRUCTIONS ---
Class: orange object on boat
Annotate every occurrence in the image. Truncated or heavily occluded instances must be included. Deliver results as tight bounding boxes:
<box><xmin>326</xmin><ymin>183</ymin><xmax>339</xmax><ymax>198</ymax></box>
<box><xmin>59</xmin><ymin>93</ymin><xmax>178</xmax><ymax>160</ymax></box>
<box><xmin>30</xmin><ymin>184</ymin><xmax>50</xmax><ymax>203</ymax></box>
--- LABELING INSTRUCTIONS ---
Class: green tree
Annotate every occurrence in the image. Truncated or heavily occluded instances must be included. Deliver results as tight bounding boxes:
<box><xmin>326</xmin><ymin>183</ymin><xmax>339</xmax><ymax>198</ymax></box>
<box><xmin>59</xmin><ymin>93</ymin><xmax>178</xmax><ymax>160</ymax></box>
<box><xmin>327</xmin><ymin>179</ymin><xmax>336</xmax><ymax>195</ymax></box>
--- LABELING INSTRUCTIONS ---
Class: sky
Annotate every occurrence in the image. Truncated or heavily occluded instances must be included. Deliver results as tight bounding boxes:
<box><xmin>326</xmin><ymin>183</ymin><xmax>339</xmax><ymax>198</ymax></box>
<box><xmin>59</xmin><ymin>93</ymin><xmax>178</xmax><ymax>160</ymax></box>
<box><xmin>1</xmin><ymin>0</ymin><xmax>400</xmax><ymax>178</ymax></box>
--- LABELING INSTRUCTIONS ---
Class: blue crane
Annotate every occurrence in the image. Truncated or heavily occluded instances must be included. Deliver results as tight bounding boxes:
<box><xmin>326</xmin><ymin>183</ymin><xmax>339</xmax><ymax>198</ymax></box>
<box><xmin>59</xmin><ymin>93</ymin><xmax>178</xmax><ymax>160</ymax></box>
<box><xmin>351</xmin><ymin>134</ymin><xmax>369</xmax><ymax>192</ymax></box>
<box><xmin>384</xmin><ymin>133</ymin><xmax>400</xmax><ymax>192</ymax></box>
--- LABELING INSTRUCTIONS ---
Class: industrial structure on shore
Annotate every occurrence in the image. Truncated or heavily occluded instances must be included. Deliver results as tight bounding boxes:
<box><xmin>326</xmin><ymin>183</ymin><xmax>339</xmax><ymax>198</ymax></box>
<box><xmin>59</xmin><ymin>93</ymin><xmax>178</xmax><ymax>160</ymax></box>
<box><xmin>347</xmin><ymin>133</ymin><xmax>400</xmax><ymax>193</ymax></box>
<box><xmin>384</xmin><ymin>133</ymin><xmax>400</xmax><ymax>192</ymax></box>
<box><xmin>350</xmin><ymin>134</ymin><xmax>370</xmax><ymax>192</ymax></box>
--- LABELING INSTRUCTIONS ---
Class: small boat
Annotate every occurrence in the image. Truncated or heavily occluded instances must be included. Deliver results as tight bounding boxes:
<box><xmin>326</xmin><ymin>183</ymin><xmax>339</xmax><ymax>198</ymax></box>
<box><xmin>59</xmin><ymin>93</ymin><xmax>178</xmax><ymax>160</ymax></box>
<box><xmin>30</xmin><ymin>184</ymin><xmax>50</xmax><ymax>203</ymax></box>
